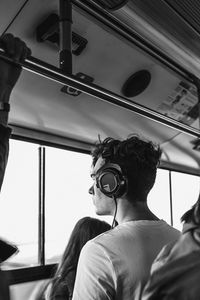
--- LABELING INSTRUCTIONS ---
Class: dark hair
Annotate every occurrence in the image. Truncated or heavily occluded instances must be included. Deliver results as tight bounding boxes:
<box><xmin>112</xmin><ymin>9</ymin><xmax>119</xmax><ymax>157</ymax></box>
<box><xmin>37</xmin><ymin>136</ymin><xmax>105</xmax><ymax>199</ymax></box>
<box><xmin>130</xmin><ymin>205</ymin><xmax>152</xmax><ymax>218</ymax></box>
<box><xmin>91</xmin><ymin>135</ymin><xmax>162</xmax><ymax>201</ymax></box>
<box><xmin>49</xmin><ymin>217</ymin><xmax>111</xmax><ymax>299</ymax></box>
<box><xmin>181</xmin><ymin>194</ymin><xmax>200</xmax><ymax>225</ymax></box>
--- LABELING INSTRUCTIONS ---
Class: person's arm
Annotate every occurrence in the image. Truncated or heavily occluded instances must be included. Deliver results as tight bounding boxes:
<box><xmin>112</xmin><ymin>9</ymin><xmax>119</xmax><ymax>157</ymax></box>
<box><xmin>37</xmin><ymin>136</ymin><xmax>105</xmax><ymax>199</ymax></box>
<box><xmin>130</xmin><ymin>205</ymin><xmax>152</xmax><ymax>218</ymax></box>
<box><xmin>0</xmin><ymin>33</ymin><xmax>31</xmax><ymax>190</ymax></box>
<box><xmin>72</xmin><ymin>241</ymin><xmax>116</xmax><ymax>300</ymax></box>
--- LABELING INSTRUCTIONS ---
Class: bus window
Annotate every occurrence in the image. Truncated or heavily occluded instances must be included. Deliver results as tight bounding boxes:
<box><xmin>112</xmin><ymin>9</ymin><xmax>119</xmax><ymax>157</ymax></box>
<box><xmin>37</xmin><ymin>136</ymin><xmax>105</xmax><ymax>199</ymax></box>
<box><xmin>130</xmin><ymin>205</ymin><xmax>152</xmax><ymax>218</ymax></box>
<box><xmin>0</xmin><ymin>139</ymin><xmax>199</xmax><ymax>269</ymax></box>
<box><xmin>148</xmin><ymin>169</ymin><xmax>171</xmax><ymax>225</ymax></box>
<box><xmin>45</xmin><ymin>146</ymin><xmax>112</xmax><ymax>263</ymax></box>
<box><xmin>0</xmin><ymin>139</ymin><xmax>112</xmax><ymax>269</ymax></box>
<box><xmin>171</xmin><ymin>172</ymin><xmax>200</xmax><ymax>231</ymax></box>
<box><xmin>0</xmin><ymin>139</ymin><xmax>38</xmax><ymax>268</ymax></box>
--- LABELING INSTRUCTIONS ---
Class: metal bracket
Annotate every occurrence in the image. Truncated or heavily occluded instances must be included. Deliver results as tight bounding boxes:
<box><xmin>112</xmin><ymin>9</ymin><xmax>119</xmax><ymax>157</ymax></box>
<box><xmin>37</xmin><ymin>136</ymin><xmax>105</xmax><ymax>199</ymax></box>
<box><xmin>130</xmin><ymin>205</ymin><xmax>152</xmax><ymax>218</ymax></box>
<box><xmin>61</xmin><ymin>72</ymin><xmax>94</xmax><ymax>96</ymax></box>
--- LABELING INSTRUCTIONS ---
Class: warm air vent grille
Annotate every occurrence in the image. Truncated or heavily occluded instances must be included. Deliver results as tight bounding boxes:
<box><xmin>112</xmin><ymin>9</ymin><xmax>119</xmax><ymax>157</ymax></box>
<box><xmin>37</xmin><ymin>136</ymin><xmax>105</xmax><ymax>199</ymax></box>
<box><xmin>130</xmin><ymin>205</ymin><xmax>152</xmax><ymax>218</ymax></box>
<box><xmin>92</xmin><ymin>0</ymin><xmax>128</xmax><ymax>10</ymax></box>
<box><xmin>164</xmin><ymin>0</ymin><xmax>200</xmax><ymax>34</ymax></box>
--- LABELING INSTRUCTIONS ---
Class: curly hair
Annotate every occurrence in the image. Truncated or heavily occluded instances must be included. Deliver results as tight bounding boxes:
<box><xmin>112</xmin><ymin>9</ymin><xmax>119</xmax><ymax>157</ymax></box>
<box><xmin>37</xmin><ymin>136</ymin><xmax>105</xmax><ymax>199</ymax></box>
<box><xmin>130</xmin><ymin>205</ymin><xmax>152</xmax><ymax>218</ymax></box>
<box><xmin>91</xmin><ymin>135</ymin><xmax>162</xmax><ymax>202</ymax></box>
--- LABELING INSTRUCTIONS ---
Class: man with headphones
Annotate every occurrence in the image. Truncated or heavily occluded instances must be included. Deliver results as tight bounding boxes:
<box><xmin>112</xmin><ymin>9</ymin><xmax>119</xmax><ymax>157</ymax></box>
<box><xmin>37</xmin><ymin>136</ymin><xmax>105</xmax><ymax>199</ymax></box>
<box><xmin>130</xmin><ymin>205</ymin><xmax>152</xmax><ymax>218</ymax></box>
<box><xmin>72</xmin><ymin>136</ymin><xmax>180</xmax><ymax>300</ymax></box>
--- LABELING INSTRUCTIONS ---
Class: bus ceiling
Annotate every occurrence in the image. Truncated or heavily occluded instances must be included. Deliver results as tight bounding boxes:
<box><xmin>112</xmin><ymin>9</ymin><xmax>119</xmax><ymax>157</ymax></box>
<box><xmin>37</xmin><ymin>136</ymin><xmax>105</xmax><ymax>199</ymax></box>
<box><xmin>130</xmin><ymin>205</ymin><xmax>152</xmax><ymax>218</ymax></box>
<box><xmin>0</xmin><ymin>0</ymin><xmax>200</xmax><ymax>175</ymax></box>
<box><xmin>80</xmin><ymin>0</ymin><xmax>200</xmax><ymax>79</ymax></box>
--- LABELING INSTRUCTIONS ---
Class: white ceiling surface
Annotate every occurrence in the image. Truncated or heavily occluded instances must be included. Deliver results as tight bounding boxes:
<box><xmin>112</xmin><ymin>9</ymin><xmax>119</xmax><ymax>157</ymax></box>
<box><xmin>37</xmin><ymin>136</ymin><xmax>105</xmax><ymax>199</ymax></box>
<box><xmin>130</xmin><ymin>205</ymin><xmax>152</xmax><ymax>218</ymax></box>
<box><xmin>114</xmin><ymin>0</ymin><xmax>200</xmax><ymax>78</ymax></box>
<box><xmin>0</xmin><ymin>0</ymin><xmax>200</xmax><ymax>174</ymax></box>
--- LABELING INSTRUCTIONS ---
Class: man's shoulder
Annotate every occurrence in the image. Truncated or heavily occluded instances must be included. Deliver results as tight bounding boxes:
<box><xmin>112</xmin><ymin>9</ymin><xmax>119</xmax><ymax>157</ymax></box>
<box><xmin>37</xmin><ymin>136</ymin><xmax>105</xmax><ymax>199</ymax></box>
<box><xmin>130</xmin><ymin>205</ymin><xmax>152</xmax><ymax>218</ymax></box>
<box><xmin>83</xmin><ymin>227</ymin><xmax>120</xmax><ymax>253</ymax></box>
<box><xmin>91</xmin><ymin>227</ymin><xmax>114</xmax><ymax>244</ymax></box>
<box><xmin>86</xmin><ymin>223</ymin><xmax>133</xmax><ymax>249</ymax></box>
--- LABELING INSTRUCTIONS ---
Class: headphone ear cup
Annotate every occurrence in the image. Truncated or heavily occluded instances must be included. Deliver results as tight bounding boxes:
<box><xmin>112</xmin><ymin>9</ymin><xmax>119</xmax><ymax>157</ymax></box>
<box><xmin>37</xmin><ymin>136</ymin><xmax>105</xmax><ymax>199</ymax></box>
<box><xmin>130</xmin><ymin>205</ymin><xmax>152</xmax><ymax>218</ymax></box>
<box><xmin>97</xmin><ymin>166</ymin><xmax>127</xmax><ymax>198</ymax></box>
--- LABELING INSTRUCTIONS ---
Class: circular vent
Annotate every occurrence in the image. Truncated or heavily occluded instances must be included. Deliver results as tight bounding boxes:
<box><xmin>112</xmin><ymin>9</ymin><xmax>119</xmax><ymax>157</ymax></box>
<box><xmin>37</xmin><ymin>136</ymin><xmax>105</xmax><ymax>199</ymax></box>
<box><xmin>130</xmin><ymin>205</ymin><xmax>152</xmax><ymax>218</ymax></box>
<box><xmin>121</xmin><ymin>70</ymin><xmax>151</xmax><ymax>98</ymax></box>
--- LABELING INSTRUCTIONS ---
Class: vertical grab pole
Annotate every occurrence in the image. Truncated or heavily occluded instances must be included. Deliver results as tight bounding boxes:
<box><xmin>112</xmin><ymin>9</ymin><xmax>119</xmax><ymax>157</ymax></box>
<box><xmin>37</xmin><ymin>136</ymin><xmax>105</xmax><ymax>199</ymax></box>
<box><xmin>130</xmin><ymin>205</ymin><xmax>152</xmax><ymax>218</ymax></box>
<box><xmin>169</xmin><ymin>171</ymin><xmax>173</xmax><ymax>227</ymax></box>
<box><xmin>38</xmin><ymin>146</ymin><xmax>45</xmax><ymax>265</ymax></box>
<box><xmin>59</xmin><ymin>0</ymin><xmax>72</xmax><ymax>74</ymax></box>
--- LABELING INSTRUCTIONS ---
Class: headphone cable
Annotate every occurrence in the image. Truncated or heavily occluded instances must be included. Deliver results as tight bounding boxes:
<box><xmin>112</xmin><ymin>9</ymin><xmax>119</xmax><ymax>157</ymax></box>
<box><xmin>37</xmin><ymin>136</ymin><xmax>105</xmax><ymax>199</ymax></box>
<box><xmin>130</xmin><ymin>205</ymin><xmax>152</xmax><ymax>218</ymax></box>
<box><xmin>111</xmin><ymin>196</ymin><xmax>118</xmax><ymax>228</ymax></box>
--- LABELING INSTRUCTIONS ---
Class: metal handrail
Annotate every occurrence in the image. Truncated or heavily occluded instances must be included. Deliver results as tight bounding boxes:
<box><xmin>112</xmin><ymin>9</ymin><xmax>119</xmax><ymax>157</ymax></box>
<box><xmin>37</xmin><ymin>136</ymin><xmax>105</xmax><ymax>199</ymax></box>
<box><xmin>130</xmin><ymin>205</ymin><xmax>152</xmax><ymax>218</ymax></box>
<box><xmin>0</xmin><ymin>49</ymin><xmax>199</xmax><ymax>139</ymax></box>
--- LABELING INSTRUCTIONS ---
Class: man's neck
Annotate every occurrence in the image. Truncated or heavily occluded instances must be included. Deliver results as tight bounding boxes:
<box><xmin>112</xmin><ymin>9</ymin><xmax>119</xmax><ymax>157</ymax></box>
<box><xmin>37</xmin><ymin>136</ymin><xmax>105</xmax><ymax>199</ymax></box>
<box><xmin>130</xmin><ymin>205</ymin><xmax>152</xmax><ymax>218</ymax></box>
<box><xmin>116</xmin><ymin>199</ymin><xmax>160</xmax><ymax>224</ymax></box>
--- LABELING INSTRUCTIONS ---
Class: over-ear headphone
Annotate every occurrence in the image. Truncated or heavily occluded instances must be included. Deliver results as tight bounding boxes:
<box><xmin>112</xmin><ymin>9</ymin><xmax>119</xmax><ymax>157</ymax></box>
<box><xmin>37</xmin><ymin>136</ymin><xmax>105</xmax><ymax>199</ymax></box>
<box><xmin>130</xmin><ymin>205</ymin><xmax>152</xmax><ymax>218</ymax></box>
<box><xmin>96</xmin><ymin>163</ymin><xmax>127</xmax><ymax>198</ymax></box>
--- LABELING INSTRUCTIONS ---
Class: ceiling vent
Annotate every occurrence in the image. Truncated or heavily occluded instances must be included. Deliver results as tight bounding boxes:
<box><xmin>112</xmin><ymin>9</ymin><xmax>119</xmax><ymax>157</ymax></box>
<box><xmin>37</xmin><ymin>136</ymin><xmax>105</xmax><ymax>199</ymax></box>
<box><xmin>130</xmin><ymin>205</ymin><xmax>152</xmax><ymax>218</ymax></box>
<box><xmin>36</xmin><ymin>14</ymin><xmax>88</xmax><ymax>56</ymax></box>
<box><xmin>121</xmin><ymin>70</ymin><xmax>151</xmax><ymax>97</ymax></box>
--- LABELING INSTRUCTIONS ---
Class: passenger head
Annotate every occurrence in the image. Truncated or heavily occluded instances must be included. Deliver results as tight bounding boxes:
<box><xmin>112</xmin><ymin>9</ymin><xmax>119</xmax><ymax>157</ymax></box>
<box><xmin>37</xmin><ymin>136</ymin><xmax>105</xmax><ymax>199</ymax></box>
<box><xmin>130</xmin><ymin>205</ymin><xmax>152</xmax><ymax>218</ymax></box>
<box><xmin>90</xmin><ymin>135</ymin><xmax>161</xmax><ymax>203</ymax></box>
<box><xmin>49</xmin><ymin>217</ymin><xmax>111</xmax><ymax>298</ymax></box>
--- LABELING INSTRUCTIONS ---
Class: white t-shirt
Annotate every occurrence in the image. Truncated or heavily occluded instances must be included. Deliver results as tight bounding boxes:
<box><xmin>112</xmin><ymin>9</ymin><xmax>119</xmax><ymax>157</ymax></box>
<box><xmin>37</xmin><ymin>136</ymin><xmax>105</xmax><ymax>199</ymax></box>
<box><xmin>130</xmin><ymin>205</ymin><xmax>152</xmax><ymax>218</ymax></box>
<box><xmin>72</xmin><ymin>220</ymin><xmax>180</xmax><ymax>300</ymax></box>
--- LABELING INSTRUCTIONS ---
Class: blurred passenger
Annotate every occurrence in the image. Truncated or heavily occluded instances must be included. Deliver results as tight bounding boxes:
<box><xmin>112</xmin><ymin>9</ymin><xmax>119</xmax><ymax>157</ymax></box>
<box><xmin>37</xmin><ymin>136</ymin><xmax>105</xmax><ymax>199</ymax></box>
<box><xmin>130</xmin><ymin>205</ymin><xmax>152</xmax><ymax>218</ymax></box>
<box><xmin>72</xmin><ymin>136</ymin><xmax>181</xmax><ymax>300</ymax></box>
<box><xmin>35</xmin><ymin>217</ymin><xmax>111</xmax><ymax>300</ymax></box>
<box><xmin>0</xmin><ymin>33</ymin><xmax>31</xmax><ymax>300</ymax></box>
<box><xmin>141</xmin><ymin>195</ymin><xmax>200</xmax><ymax>300</ymax></box>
